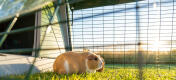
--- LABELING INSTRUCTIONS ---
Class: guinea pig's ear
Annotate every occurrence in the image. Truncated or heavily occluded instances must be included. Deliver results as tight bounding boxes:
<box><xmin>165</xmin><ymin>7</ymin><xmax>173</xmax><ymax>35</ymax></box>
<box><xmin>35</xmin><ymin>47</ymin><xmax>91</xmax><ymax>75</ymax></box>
<box><xmin>97</xmin><ymin>55</ymin><xmax>100</xmax><ymax>57</ymax></box>
<box><xmin>87</xmin><ymin>54</ymin><xmax>98</xmax><ymax>60</ymax></box>
<box><xmin>83</xmin><ymin>48</ymin><xmax>90</xmax><ymax>52</ymax></box>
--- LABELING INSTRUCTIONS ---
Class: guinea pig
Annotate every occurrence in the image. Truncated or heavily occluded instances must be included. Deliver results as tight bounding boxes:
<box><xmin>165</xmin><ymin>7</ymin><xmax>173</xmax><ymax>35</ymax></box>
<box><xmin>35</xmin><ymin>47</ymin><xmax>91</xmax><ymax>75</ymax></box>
<box><xmin>96</xmin><ymin>56</ymin><xmax>105</xmax><ymax>72</ymax></box>
<box><xmin>53</xmin><ymin>51</ymin><xmax>103</xmax><ymax>74</ymax></box>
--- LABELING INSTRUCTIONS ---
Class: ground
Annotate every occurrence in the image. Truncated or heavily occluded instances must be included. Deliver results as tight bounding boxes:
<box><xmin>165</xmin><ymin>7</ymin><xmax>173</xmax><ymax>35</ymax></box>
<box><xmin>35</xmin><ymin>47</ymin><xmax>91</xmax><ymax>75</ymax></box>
<box><xmin>1</xmin><ymin>64</ymin><xmax>176</xmax><ymax>80</ymax></box>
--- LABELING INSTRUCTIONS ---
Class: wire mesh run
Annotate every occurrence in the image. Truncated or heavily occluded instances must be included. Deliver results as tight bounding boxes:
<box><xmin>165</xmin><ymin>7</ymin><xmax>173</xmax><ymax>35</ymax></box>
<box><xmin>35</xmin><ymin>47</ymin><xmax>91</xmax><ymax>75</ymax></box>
<box><xmin>70</xmin><ymin>0</ymin><xmax>176</xmax><ymax>79</ymax></box>
<box><xmin>0</xmin><ymin>0</ymin><xmax>176</xmax><ymax>79</ymax></box>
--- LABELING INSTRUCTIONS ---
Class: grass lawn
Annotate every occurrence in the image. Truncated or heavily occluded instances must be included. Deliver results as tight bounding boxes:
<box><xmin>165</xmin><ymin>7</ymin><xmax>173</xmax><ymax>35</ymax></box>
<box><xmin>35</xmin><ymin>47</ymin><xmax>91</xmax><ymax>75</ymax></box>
<box><xmin>1</xmin><ymin>64</ymin><xmax>176</xmax><ymax>80</ymax></box>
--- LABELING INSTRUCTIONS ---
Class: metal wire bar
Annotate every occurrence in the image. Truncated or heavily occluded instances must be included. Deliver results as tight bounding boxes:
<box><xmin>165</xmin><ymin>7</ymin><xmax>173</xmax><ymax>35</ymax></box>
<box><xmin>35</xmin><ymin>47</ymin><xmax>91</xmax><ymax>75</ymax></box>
<box><xmin>24</xmin><ymin>3</ymin><xmax>65</xmax><ymax>79</ymax></box>
<box><xmin>24</xmin><ymin>50</ymin><xmax>38</xmax><ymax>80</ymax></box>
<box><xmin>91</xmin><ymin>8</ymin><xmax>94</xmax><ymax>52</ymax></box>
<box><xmin>156</xmin><ymin>0</ymin><xmax>162</xmax><ymax>73</ymax></box>
<box><xmin>71</xmin><ymin>9</ymin><xmax>75</xmax><ymax>51</ymax></box>
<box><xmin>0</xmin><ymin>43</ymin><xmax>140</xmax><ymax>53</ymax></box>
<box><xmin>66</xmin><ymin>0</ymin><xmax>73</xmax><ymax>51</ymax></box>
<box><xmin>102</xmin><ymin>5</ymin><xmax>105</xmax><ymax>62</ymax></box>
<box><xmin>0</xmin><ymin>14</ymin><xmax>19</xmax><ymax>47</ymax></box>
<box><xmin>169</xmin><ymin>0</ymin><xmax>175</xmax><ymax>70</ymax></box>
<box><xmin>112</xmin><ymin>0</ymin><xmax>115</xmax><ymax>69</ymax></box>
<box><xmin>135</xmin><ymin>0</ymin><xmax>143</xmax><ymax>80</ymax></box>
<box><xmin>0</xmin><ymin>22</ymin><xmax>58</xmax><ymax>36</ymax></box>
<box><xmin>81</xmin><ymin>9</ymin><xmax>85</xmax><ymax>49</ymax></box>
<box><xmin>25</xmin><ymin>3</ymin><xmax>60</xmax><ymax>80</ymax></box>
<box><xmin>123</xmin><ymin>2</ymin><xmax>127</xmax><ymax>69</ymax></box>
<box><xmin>46</xmin><ymin>5</ymin><xmax>62</xmax><ymax>53</ymax></box>
<box><xmin>145</xmin><ymin>0</ymin><xmax>150</xmax><ymax>71</ymax></box>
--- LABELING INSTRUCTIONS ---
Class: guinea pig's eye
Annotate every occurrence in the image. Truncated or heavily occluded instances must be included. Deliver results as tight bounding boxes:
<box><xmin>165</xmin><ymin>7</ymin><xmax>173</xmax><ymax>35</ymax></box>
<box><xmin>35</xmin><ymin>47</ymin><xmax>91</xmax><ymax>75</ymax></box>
<box><xmin>94</xmin><ymin>57</ymin><xmax>98</xmax><ymax>60</ymax></box>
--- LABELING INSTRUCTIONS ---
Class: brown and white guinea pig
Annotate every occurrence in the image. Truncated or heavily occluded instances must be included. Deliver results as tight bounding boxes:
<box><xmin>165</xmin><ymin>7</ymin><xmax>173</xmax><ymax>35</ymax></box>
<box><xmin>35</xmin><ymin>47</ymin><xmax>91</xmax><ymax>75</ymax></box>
<box><xmin>53</xmin><ymin>51</ymin><xmax>104</xmax><ymax>74</ymax></box>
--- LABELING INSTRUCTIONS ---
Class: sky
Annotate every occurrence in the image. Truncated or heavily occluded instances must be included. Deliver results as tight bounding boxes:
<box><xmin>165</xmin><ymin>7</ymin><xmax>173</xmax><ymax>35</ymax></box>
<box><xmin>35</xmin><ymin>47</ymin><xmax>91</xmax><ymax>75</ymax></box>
<box><xmin>70</xmin><ymin>0</ymin><xmax>176</xmax><ymax>52</ymax></box>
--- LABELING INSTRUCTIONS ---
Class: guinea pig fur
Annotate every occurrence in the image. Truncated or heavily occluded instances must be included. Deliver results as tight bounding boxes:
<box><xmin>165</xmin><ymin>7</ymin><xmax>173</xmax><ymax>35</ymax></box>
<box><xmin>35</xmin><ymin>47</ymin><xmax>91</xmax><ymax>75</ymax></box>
<box><xmin>53</xmin><ymin>51</ymin><xmax>103</xmax><ymax>74</ymax></box>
